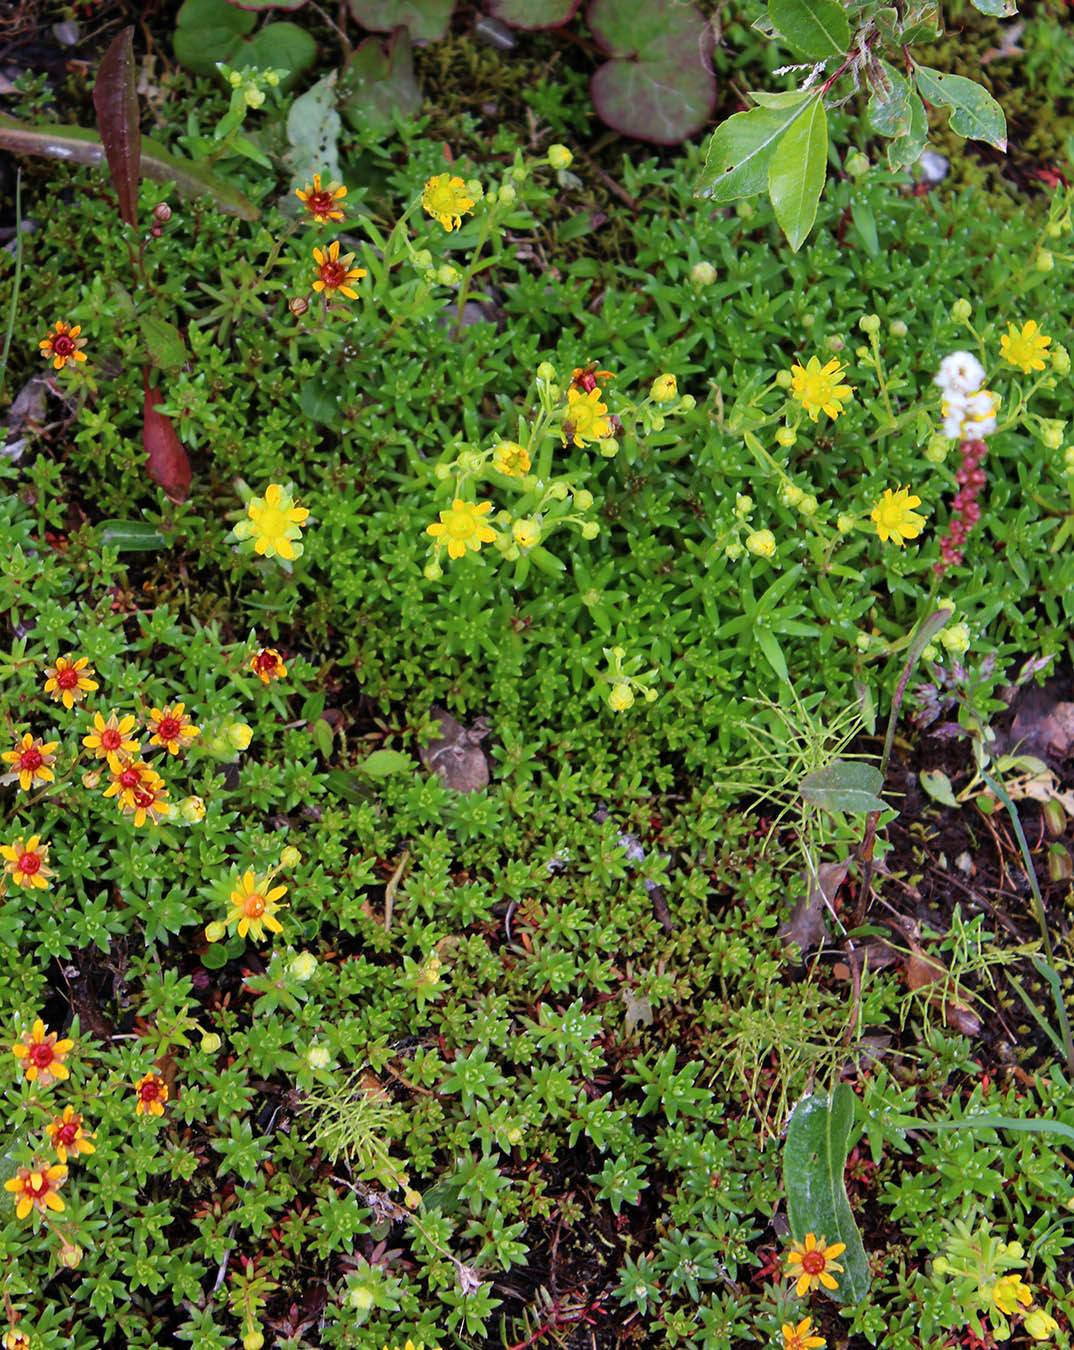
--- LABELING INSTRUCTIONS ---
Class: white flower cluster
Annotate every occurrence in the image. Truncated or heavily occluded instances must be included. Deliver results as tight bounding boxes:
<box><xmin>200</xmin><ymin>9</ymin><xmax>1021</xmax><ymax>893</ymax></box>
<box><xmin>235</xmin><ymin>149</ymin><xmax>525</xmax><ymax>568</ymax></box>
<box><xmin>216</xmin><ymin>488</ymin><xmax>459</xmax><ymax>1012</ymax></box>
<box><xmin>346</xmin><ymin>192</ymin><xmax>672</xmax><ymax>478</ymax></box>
<box><xmin>933</xmin><ymin>352</ymin><xmax>999</xmax><ymax>441</ymax></box>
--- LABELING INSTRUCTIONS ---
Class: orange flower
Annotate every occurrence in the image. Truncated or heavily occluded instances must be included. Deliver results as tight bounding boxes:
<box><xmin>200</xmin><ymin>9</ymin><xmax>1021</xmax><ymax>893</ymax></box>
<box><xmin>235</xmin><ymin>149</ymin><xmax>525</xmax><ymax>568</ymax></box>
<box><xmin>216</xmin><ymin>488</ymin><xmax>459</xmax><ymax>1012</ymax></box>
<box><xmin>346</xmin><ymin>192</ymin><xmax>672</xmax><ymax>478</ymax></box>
<box><xmin>1</xmin><ymin>835</ymin><xmax>54</xmax><ymax>890</ymax></box>
<box><xmin>146</xmin><ymin>703</ymin><xmax>200</xmax><ymax>755</ymax></box>
<box><xmin>45</xmin><ymin>1105</ymin><xmax>96</xmax><ymax>1164</ymax></box>
<box><xmin>250</xmin><ymin>648</ymin><xmax>287</xmax><ymax>684</ymax></box>
<box><xmin>311</xmin><ymin>240</ymin><xmax>366</xmax><ymax>299</ymax></box>
<box><xmin>39</xmin><ymin>321</ymin><xmax>87</xmax><ymax>370</ymax></box>
<box><xmin>43</xmin><ymin>654</ymin><xmax>98</xmax><ymax>709</ymax></box>
<box><xmin>785</xmin><ymin>1233</ymin><xmax>846</xmax><ymax>1297</ymax></box>
<box><xmin>1</xmin><ymin>733</ymin><xmax>59</xmax><ymax>790</ymax></box>
<box><xmin>11</xmin><ymin>1018</ymin><xmax>74</xmax><ymax>1087</ymax></box>
<box><xmin>4</xmin><ymin>1164</ymin><xmax>67</xmax><ymax>1218</ymax></box>
<box><xmin>82</xmin><ymin>710</ymin><xmax>140</xmax><ymax>762</ymax></box>
<box><xmin>295</xmin><ymin>173</ymin><xmax>347</xmax><ymax>223</ymax></box>
<box><xmin>134</xmin><ymin>1071</ymin><xmax>168</xmax><ymax>1117</ymax></box>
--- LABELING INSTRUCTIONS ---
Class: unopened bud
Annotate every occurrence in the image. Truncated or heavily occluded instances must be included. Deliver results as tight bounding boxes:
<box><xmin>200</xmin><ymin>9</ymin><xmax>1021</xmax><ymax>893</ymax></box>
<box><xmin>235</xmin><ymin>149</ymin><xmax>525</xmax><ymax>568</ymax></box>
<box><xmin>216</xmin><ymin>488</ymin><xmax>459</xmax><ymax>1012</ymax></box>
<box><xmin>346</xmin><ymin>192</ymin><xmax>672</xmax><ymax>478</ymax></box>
<box><xmin>153</xmin><ymin>202</ymin><xmax>172</xmax><ymax>223</ymax></box>
<box><xmin>280</xmin><ymin>845</ymin><xmax>301</xmax><ymax>867</ymax></box>
<box><xmin>1037</xmin><ymin>249</ymin><xmax>1054</xmax><ymax>272</ymax></box>
<box><xmin>201</xmin><ymin>1033</ymin><xmax>222</xmax><ymax>1053</ymax></box>
<box><xmin>289</xmin><ymin>296</ymin><xmax>309</xmax><ymax>317</ymax></box>
<box><xmin>205</xmin><ymin>921</ymin><xmax>227</xmax><ymax>943</ymax></box>
<box><xmin>690</xmin><ymin>261</ymin><xmax>717</xmax><ymax>286</ymax></box>
<box><xmin>58</xmin><ymin>1241</ymin><xmax>83</xmax><ymax>1269</ymax></box>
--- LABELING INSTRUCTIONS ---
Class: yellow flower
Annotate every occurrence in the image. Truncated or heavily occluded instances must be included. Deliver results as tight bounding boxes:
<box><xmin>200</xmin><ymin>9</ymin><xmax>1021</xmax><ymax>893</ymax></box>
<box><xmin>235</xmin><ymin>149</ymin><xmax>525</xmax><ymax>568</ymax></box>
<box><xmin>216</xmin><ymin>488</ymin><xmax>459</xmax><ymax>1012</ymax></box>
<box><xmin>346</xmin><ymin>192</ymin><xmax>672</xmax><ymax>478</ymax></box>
<box><xmin>250</xmin><ymin>648</ymin><xmax>287</xmax><ymax>684</ymax></box>
<box><xmin>563</xmin><ymin>386</ymin><xmax>612</xmax><ymax>447</ymax></box>
<box><xmin>608</xmin><ymin>682</ymin><xmax>635</xmax><ymax>711</ymax></box>
<box><xmin>785</xmin><ymin>1233</ymin><xmax>846</xmax><ymax>1297</ymax></box>
<box><xmin>1024</xmin><ymin>1308</ymin><xmax>1060</xmax><ymax>1340</ymax></box>
<box><xmin>103</xmin><ymin>759</ymin><xmax>162</xmax><ymax>812</ymax></box>
<box><xmin>991</xmin><ymin>1274</ymin><xmax>1033</xmax><ymax>1316</ymax></box>
<box><xmin>295</xmin><ymin>173</ymin><xmax>347</xmax><ymax>223</ymax></box>
<box><xmin>39</xmin><ymin>320</ymin><xmax>87</xmax><ymax>370</ymax></box>
<box><xmin>422</xmin><ymin>173</ymin><xmax>476</xmax><ymax>231</ymax></box>
<box><xmin>512</xmin><ymin>518</ymin><xmax>541</xmax><ymax>549</ymax></box>
<box><xmin>236</xmin><ymin>483</ymin><xmax>310</xmax><ymax>560</ymax></box>
<box><xmin>146</xmin><ymin>703</ymin><xmax>200</xmax><ymax>755</ymax></box>
<box><xmin>134</xmin><ymin>1071</ymin><xmax>169</xmax><ymax>1117</ymax></box>
<box><xmin>226</xmin><ymin>870</ymin><xmax>287</xmax><ymax>942</ymax></box>
<box><xmin>426</xmin><ymin>499</ymin><xmax>497</xmax><ymax>560</ymax></box>
<box><xmin>311</xmin><ymin>240</ymin><xmax>366</xmax><ymax>299</ymax></box>
<box><xmin>43</xmin><ymin>654</ymin><xmax>98</xmax><ymax>709</ymax></box>
<box><xmin>3</xmin><ymin>1329</ymin><xmax>33</xmax><ymax>1350</ymax></box>
<box><xmin>82</xmin><ymin>710</ymin><xmax>140</xmax><ymax>761</ymax></box>
<box><xmin>493</xmin><ymin>440</ymin><xmax>531</xmax><ymax>476</ymax></box>
<box><xmin>120</xmin><ymin>775</ymin><xmax>171</xmax><ymax>828</ymax></box>
<box><xmin>1000</xmin><ymin>319</ymin><xmax>1051</xmax><ymax>373</ymax></box>
<box><xmin>870</xmin><ymin>485</ymin><xmax>928</xmax><ymax>545</ymax></box>
<box><xmin>45</xmin><ymin>1105</ymin><xmax>96</xmax><ymax>1164</ymax></box>
<box><xmin>4</xmin><ymin>1164</ymin><xmax>67</xmax><ymax>1218</ymax></box>
<box><xmin>782</xmin><ymin>1317</ymin><xmax>826</xmax><ymax>1350</ymax></box>
<box><xmin>1</xmin><ymin>733</ymin><xmax>59</xmax><ymax>790</ymax></box>
<box><xmin>790</xmin><ymin>355</ymin><xmax>855</xmax><ymax>421</ymax></box>
<box><xmin>11</xmin><ymin>1018</ymin><xmax>73</xmax><ymax>1087</ymax></box>
<box><xmin>1</xmin><ymin>834</ymin><xmax>53</xmax><ymax>890</ymax></box>
<box><xmin>650</xmin><ymin>373</ymin><xmax>677</xmax><ymax>403</ymax></box>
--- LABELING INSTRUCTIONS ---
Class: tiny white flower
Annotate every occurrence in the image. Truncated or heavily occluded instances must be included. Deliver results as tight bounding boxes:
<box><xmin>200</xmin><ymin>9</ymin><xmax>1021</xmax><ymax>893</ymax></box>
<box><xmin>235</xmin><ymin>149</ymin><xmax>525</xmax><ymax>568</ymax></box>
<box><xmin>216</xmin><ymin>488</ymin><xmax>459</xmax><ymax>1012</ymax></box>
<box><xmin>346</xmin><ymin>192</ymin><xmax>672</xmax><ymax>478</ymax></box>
<box><xmin>934</xmin><ymin>351</ymin><xmax>985</xmax><ymax>397</ymax></box>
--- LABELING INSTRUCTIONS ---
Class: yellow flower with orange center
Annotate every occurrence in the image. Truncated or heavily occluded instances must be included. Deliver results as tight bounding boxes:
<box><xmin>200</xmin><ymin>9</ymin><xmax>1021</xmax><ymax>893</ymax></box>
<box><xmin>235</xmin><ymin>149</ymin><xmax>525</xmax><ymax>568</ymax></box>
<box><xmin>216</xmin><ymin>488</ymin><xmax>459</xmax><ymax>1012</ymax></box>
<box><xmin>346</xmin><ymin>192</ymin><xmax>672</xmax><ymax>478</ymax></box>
<box><xmin>146</xmin><ymin>703</ymin><xmax>200</xmax><ymax>755</ymax></box>
<box><xmin>422</xmin><ymin>173</ymin><xmax>476</xmax><ymax>231</ymax></box>
<box><xmin>3</xmin><ymin>1328</ymin><xmax>33</xmax><ymax>1350</ymax></box>
<box><xmin>782</xmin><ymin>1317</ymin><xmax>826</xmax><ymax>1350</ymax></box>
<box><xmin>562</xmin><ymin>386</ymin><xmax>612</xmax><ymax>447</ymax></box>
<box><xmin>790</xmin><ymin>355</ymin><xmax>855</xmax><ymax>422</ymax></box>
<box><xmin>43</xmin><ymin>654</ymin><xmax>98</xmax><ymax>710</ymax></box>
<box><xmin>1</xmin><ymin>733</ymin><xmax>59</xmax><ymax>790</ymax></box>
<box><xmin>493</xmin><ymin>441</ymin><xmax>531</xmax><ymax>477</ymax></box>
<box><xmin>426</xmin><ymin>499</ymin><xmax>498</xmax><ymax>560</ymax></box>
<box><xmin>250</xmin><ymin>648</ymin><xmax>287</xmax><ymax>684</ymax></box>
<box><xmin>4</xmin><ymin>1164</ymin><xmax>67</xmax><ymax>1218</ymax></box>
<box><xmin>226</xmin><ymin>870</ymin><xmax>287</xmax><ymax>941</ymax></box>
<box><xmin>295</xmin><ymin>173</ymin><xmax>347</xmax><ymax>223</ymax></box>
<box><xmin>82</xmin><ymin>710</ymin><xmax>140</xmax><ymax>761</ymax></box>
<box><xmin>103</xmin><ymin>758</ymin><xmax>162</xmax><ymax>811</ymax></box>
<box><xmin>39</xmin><ymin>320</ymin><xmax>87</xmax><ymax>370</ymax></box>
<box><xmin>134</xmin><ymin>1071</ymin><xmax>169</xmax><ymax>1117</ymax></box>
<box><xmin>311</xmin><ymin>240</ymin><xmax>366</xmax><ymax>299</ymax></box>
<box><xmin>121</xmin><ymin>776</ymin><xmax>171</xmax><ymax>827</ymax></box>
<box><xmin>11</xmin><ymin>1018</ymin><xmax>73</xmax><ymax>1087</ymax></box>
<box><xmin>785</xmin><ymin>1232</ymin><xmax>846</xmax><ymax>1296</ymax></box>
<box><xmin>1</xmin><ymin>834</ymin><xmax>54</xmax><ymax>890</ymax></box>
<box><xmin>1000</xmin><ymin>319</ymin><xmax>1051</xmax><ymax>374</ymax></box>
<box><xmin>45</xmin><ymin>1105</ymin><xmax>96</xmax><ymax>1164</ymax></box>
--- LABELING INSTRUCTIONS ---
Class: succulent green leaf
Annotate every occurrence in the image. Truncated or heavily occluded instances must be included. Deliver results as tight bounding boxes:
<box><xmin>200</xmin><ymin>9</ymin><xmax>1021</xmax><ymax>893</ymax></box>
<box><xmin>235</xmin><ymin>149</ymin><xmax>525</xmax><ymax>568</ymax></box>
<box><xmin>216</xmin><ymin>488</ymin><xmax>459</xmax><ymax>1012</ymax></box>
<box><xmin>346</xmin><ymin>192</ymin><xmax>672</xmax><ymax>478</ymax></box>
<box><xmin>767</xmin><ymin>0</ymin><xmax>849</xmax><ymax>59</ymax></box>
<box><xmin>767</xmin><ymin>97</ymin><xmax>827</xmax><ymax>252</ymax></box>
<box><xmin>913</xmin><ymin>65</ymin><xmax>1007</xmax><ymax>151</ymax></box>
<box><xmin>98</xmin><ymin>520</ymin><xmax>168</xmax><ymax>551</ymax></box>
<box><xmin>784</xmin><ymin>1085</ymin><xmax>870</xmax><ymax>1303</ymax></box>
<box><xmin>799</xmin><ymin>760</ymin><xmax>886</xmax><ymax>814</ymax></box>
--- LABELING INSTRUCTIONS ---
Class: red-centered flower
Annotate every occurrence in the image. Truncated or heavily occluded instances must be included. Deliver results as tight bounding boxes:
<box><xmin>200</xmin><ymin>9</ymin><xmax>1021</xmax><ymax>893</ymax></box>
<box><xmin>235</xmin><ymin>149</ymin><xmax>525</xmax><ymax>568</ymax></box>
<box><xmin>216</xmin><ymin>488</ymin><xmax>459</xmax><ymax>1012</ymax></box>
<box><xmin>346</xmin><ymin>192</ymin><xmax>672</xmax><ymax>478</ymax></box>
<box><xmin>1</xmin><ymin>835</ymin><xmax>54</xmax><ymax>890</ymax></box>
<box><xmin>122</xmin><ymin>777</ymin><xmax>171</xmax><ymax>828</ymax></box>
<box><xmin>295</xmin><ymin>173</ymin><xmax>347</xmax><ymax>224</ymax></box>
<box><xmin>1</xmin><ymin>733</ymin><xmax>59</xmax><ymax>790</ymax></box>
<box><xmin>311</xmin><ymin>240</ymin><xmax>366</xmax><ymax>300</ymax></box>
<box><xmin>570</xmin><ymin>364</ymin><xmax>614</xmax><ymax>394</ymax></box>
<box><xmin>3</xmin><ymin>1328</ymin><xmax>33</xmax><ymax>1350</ymax></box>
<box><xmin>250</xmin><ymin>648</ymin><xmax>287</xmax><ymax>684</ymax></box>
<box><xmin>45</xmin><ymin>1105</ymin><xmax>96</xmax><ymax>1164</ymax></box>
<box><xmin>785</xmin><ymin>1233</ymin><xmax>846</xmax><ymax>1296</ymax></box>
<box><xmin>11</xmin><ymin>1018</ymin><xmax>74</xmax><ymax>1087</ymax></box>
<box><xmin>82</xmin><ymin>710</ymin><xmax>140</xmax><ymax>761</ymax></box>
<box><xmin>39</xmin><ymin>321</ymin><xmax>87</xmax><ymax>370</ymax></box>
<box><xmin>43</xmin><ymin>654</ymin><xmax>98</xmax><ymax>710</ymax></box>
<box><xmin>146</xmin><ymin>702</ymin><xmax>200</xmax><ymax>755</ymax></box>
<box><xmin>4</xmin><ymin>1164</ymin><xmax>67</xmax><ymax>1218</ymax></box>
<box><xmin>134</xmin><ymin>1071</ymin><xmax>169</xmax><ymax>1117</ymax></box>
<box><xmin>102</xmin><ymin>759</ymin><xmax>162</xmax><ymax>811</ymax></box>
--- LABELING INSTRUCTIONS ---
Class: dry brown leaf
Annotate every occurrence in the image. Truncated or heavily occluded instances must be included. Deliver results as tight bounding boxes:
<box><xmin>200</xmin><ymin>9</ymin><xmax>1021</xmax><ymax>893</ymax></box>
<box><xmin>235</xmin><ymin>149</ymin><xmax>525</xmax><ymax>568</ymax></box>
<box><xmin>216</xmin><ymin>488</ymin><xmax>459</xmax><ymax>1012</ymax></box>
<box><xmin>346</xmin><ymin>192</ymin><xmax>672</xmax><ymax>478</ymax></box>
<box><xmin>420</xmin><ymin>707</ymin><xmax>490</xmax><ymax>792</ymax></box>
<box><xmin>779</xmin><ymin>859</ymin><xmax>848</xmax><ymax>954</ymax></box>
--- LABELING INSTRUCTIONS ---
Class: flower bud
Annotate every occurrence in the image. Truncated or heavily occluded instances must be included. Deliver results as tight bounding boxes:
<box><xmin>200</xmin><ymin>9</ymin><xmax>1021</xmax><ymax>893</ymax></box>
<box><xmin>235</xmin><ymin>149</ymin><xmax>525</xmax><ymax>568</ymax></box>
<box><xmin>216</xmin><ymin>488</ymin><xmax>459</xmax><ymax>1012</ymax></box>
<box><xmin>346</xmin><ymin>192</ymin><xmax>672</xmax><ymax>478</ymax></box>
<box><xmin>424</xmin><ymin>561</ymin><xmax>443</xmax><ymax>580</ymax></box>
<box><xmin>924</xmin><ymin>432</ymin><xmax>949</xmax><ymax>464</ymax></box>
<box><xmin>437</xmin><ymin>264</ymin><xmax>460</xmax><ymax>286</ymax></box>
<box><xmin>512</xmin><ymin>518</ymin><xmax>541</xmax><ymax>549</ymax></box>
<box><xmin>691</xmin><ymin>261</ymin><xmax>717</xmax><ymax>286</ymax></box>
<box><xmin>205</xmin><ymin>921</ymin><xmax>227</xmax><ymax>943</ymax></box>
<box><xmin>845</xmin><ymin>150</ymin><xmax>870</xmax><ymax>177</ymax></box>
<box><xmin>781</xmin><ymin>483</ymin><xmax>804</xmax><ymax>508</ymax></box>
<box><xmin>290</xmin><ymin>951</ymin><xmax>317</xmax><ymax>981</ymax></box>
<box><xmin>153</xmin><ymin>202</ymin><xmax>172</xmax><ymax>223</ymax></box>
<box><xmin>950</xmin><ymin>298</ymin><xmax>973</xmax><ymax>323</ymax></box>
<box><xmin>775</xmin><ymin>369</ymin><xmax>793</xmax><ymax>389</ymax></box>
<box><xmin>735</xmin><ymin>494</ymin><xmax>753</xmax><ymax>517</ymax></box>
<box><xmin>413</xmin><ymin>249</ymin><xmax>433</xmax><ymax>270</ymax></box>
<box><xmin>349</xmin><ymin>1285</ymin><xmax>375</xmax><ymax>1312</ymax></box>
<box><xmin>288</xmin><ymin>296</ymin><xmax>309</xmax><ymax>318</ymax></box>
<box><xmin>800</xmin><ymin>313</ymin><xmax>815</xmax><ymax>328</ymax></box>
<box><xmin>1024</xmin><ymin>1308</ymin><xmax>1060</xmax><ymax>1340</ymax></box>
<box><xmin>889</xmin><ymin>319</ymin><xmax>908</xmax><ymax>337</ymax></box>
<box><xmin>920</xmin><ymin>643</ymin><xmax>938</xmax><ymax>663</ymax></box>
<box><xmin>724</xmin><ymin>539</ymin><xmax>743</xmax><ymax>561</ymax></box>
<box><xmin>498</xmin><ymin>182</ymin><xmax>517</xmax><ymax>204</ymax></box>
<box><xmin>1042</xmin><ymin>421</ymin><xmax>1065</xmax><ymax>449</ymax></box>
<box><xmin>859</xmin><ymin>313</ymin><xmax>881</xmax><ymax>335</ymax></box>
<box><xmin>1052</xmin><ymin>344</ymin><xmax>1071</xmax><ymax>376</ymax></box>
<box><xmin>1064</xmin><ymin>446</ymin><xmax>1074</xmax><ymax>474</ymax></box>
<box><xmin>798</xmin><ymin>494</ymin><xmax>819</xmax><ymax>516</ymax></box>
<box><xmin>82</xmin><ymin>770</ymin><xmax>101</xmax><ymax>790</ymax></box>
<box><xmin>837</xmin><ymin>513</ymin><xmax>854</xmax><ymax>534</ymax></box>
<box><xmin>650</xmin><ymin>373</ymin><xmax>677</xmax><ymax>403</ymax></box>
<box><xmin>243</xmin><ymin>1334</ymin><xmax>264</xmax><ymax>1350</ymax></box>
<box><xmin>580</xmin><ymin>521</ymin><xmax>600</xmax><ymax>540</ymax></box>
<box><xmin>180</xmin><ymin>795</ymin><xmax>206</xmax><ymax>824</ymax></box>
<box><xmin>650</xmin><ymin>414</ymin><xmax>665</xmax><ymax>431</ymax></box>
<box><xmin>306</xmin><ymin>1044</ymin><xmax>331</xmax><ymax>1069</ymax></box>
<box><xmin>201</xmin><ymin>1032</ymin><xmax>222</xmax><ymax>1053</ymax></box>
<box><xmin>1037</xmin><ymin>249</ymin><xmax>1054</xmax><ymax>272</ymax></box>
<box><xmin>608</xmin><ymin>682</ymin><xmax>634</xmax><ymax>711</ymax></box>
<box><xmin>506</xmin><ymin>1125</ymin><xmax>524</xmax><ymax>1145</ymax></box>
<box><xmin>280</xmin><ymin>845</ymin><xmax>301</xmax><ymax>867</ymax></box>
<box><xmin>574</xmin><ymin>488</ymin><xmax>594</xmax><ymax>510</ymax></box>
<box><xmin>775</xmin><ymin>426</ymin><xmax>796</xmax><ymax>448</ymax></box>
<box><xmin>825</xmin><ymin>335</ymin><xmax>844</xmax><ymax>352</ymax></box>
<box><xmin>746</xmin><ymin>529</ymin><xmax>776</xmax><ymax>558</ymax></box>
<box><xmin>536</xmin><ymin>361</ymin><xmax>556</xmax><ymax>384</ymax></box>
<box><xmin>680</xmin><ymin>394</ymin><xmax>696</xmax><ymax>411</ymax></box>
<box><xmin>1047</xmin><ymin>220</ymin><xmax>1064</xmax><ymax>238</ymax></box>
<box><xmin>58</xmin><ymin>1241</ymin><xmax>83</xmax><ymax>1269</ymax></box>
<box><xmin>226</xmin><ymin>722</ymin><xmax>252</xmax><ymax>751</ymax></box>
<box><xmin>547</xmin><ymin>144</ymin><xmax>573</xmax><ymax>170</ymax></box>
<box><xmin>466</xmin><ymin>178</ymin><xmax>484</xmax><ymax>200</ymax></box>
<box><xmin>598</xmin><ymin>438</ymin><xmax>618</xmax><ymax>457</ymax></box>
<box><xmin>549</xmin><ymin>482</ymin><xmax>568</xmax><ymax>501</ymax></box>
<box><xmin>940</xmin><ymin>622</ymin><xmax>970</xmax><ymax>655</ymax></box>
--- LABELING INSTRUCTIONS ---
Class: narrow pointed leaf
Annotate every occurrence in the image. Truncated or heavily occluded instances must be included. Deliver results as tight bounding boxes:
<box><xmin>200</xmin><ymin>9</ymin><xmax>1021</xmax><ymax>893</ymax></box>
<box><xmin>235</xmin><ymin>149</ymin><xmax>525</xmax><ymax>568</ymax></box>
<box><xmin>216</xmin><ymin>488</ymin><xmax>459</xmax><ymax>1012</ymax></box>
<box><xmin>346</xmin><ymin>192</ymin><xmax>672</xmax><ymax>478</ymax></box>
<box><xmin>93</xmin><ymin>26</ymin><xmax>141</xmax><ymax>228</ymax></box>
<box><xmin>768</xmin><ymin>0</ymin><xmax>849</xmax><ymax>59</ymax></box>
<box><xmin>767</xmin><ymin>98</ymin><xmax>827</xmax><ymax>251</ymax></box>
<box><xmin>913</xmin><ymin>65</ymin><xmax>1007</xmax><ymax>151</ymax></box>
<box><xmin>784</xmin><ymin>1085</ymin><xmax>870</xmax><ymax>1303</ymax></box>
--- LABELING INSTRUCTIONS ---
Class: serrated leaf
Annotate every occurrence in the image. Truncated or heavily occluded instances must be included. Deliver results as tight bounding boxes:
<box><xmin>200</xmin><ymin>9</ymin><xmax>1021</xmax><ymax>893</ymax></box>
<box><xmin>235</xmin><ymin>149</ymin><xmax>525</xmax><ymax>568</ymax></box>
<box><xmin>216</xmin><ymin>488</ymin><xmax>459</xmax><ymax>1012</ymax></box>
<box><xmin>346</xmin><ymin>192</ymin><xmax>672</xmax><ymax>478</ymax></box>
<box><xmin>768</xmin><ymin>0</ymin><xmax>849</xmax><ymax>59</ymax></box>
<box><xmin>695</xmin><ymin>103</ymin><xmax>806</xmax><ymax>201</ymax></box>
<box><xmin>139</xmin><ymin>315</ymin><xmax>188</xmax><ymax>371</ymax></box>
<box><xmin>920</xmin><ymin>769</ymin><xmax>959</xmax><ymax>807</ymax></box>
<box><xmin>800</xmin><ymin>760</ymin><xmax>886</xmax><ymax>814</ymax></box>
<box><xmin>358</xmin><ymin>749</ymin><xmax>413</xmax><ymax>777</ymax></box>
<box><xmin>784</xmin><ymin>1085</ymin><xmax>870</xmax><ymax>1304</ymax></box>
<box><xmin>913</xmin><ymin>65</ymin><xmax>1007</xmax><ymax>151</ymax></box>
<box><xmin>767</xmin><ymin>98</ymin><xmax>827</xmax><ymax>252</ymax></box>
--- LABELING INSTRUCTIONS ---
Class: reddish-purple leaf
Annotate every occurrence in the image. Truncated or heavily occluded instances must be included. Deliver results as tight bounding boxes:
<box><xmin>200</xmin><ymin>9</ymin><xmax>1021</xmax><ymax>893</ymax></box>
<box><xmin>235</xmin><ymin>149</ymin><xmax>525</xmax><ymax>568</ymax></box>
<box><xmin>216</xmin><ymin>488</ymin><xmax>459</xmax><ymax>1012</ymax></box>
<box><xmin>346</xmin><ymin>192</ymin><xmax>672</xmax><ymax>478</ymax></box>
<box><xmin>93</xmin><ymin>26</ymin><xmax>141</xmax><ymax>228</ymax></box>
<box><xmin>487</xmin><ymin>0</ymin><xmax>580</xmax><ymax>28</ymax></box>
<box><xmin>143</xmin><ymin>372</ymin><xmax>191</xmax><ymax>503</ymax></box>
